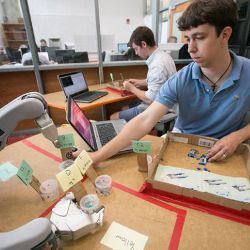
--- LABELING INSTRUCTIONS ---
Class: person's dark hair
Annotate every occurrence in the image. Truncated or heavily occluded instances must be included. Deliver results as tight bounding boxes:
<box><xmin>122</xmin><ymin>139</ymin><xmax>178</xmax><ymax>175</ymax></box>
<box><xmin>178</xmin><ymin>0</ymin><xmax>238</xmax><ymax>36</ymax></box>
<box><xmin>129</xmin><ymin>26</ymin><xmax>156</xmax><ymax>47</ymax></box>
<box><xmin>40</xmin><ymin>39</ymin><xmax>47</xmax><ymax>43</ymax></box>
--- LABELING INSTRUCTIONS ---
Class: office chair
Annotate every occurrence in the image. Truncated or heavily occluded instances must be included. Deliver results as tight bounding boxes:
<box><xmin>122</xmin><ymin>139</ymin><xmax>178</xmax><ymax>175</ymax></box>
<box><xmin>154</xmin><ymin>112</ymin><xmax>177</xmax><ymax>136</ymax></box>
<box><xmin>102</xmin><ymin>51</ymin><xmax>106</xmax><ymax>61</ymax></box>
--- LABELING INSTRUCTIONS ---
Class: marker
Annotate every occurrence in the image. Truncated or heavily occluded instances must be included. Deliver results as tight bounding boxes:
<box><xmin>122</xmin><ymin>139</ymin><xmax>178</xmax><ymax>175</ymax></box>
<box><xmin>110</xmin><ymin>73</ymin><xmax>114</xmax><ymax>82</ymax></box>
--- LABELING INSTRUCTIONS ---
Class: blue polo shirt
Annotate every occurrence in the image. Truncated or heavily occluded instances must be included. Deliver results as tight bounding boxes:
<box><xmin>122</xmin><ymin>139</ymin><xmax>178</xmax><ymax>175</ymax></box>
<box><xmin>155</xmin><ymin>52</ymin><xmax>250</xmax><ymax>138</ymax></box>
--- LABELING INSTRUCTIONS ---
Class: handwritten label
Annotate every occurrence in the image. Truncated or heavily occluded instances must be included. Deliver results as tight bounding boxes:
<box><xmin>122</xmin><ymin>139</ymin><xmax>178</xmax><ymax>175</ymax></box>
<box><xmin>132</xmin><ymin>141</ymin><xmax>151</xmax><ymax>154</ymax></box>
<box><xmin>198</xmin><ymin>138</ymin><xmax>215</xmax><ymax>148</ymax></box>
<box><xmin>0</xmin><ymin>162</ymin><xmax>18</xmax><ymax>181</ymax></box>
<box><xmin>56</xmin><ymin>164</ymin><xmax>82</xmax><ymax>192</ymax></box>
<box><xmin>58</xmin><ymin>134</ymin><xmax>75</xmax><ymax>149</ymax></box>
<box><xmin>17</xmin><ymin>160</ymin><xmax>33</xmax><ymax>185</ymax></box>
<box><xmin>74</xmin><ymin>150</ymin><xmax>93</xmax><ymax>175</ymax></box>
<box><xmin>101</xmin><ymin>221</ymin><xmax>148</xmax><ymax>250</ymax></box>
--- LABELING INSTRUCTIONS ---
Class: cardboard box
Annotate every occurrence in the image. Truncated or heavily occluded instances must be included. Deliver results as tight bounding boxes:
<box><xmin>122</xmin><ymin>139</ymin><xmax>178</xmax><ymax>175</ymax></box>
<box><xmin>147</xmin><ymin>133</ymin><xmax>250</xmax><ymax>212</ymax></box>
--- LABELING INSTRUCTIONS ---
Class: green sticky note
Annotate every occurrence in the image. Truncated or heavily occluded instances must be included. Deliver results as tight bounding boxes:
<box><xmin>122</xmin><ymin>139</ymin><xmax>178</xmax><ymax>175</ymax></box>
<box><xmin>0</xmin><ymin>162</ymin><xmax>18</xmax><ymax>181</ymax></box>
<box><xmin>58</xmin><ymin>134</ymin><xmax>75</xmax><ymax>149</ymax></box>
<box><xmin>132</xmin><ymin>140</ymin><xmax>151</xmax><ymax>154</ymax></box>
<box><xmin>17</xmin><ymin>160</ymin><xmax>33</xmax><ymax>185</ymax></box>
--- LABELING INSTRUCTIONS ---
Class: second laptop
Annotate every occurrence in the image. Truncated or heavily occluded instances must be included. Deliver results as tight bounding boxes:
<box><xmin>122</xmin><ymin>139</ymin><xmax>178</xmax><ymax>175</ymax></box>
<box><xmin>58</xmin><ymin>71</ymin><xmax>108</xmax><ymax>103</ymax></box>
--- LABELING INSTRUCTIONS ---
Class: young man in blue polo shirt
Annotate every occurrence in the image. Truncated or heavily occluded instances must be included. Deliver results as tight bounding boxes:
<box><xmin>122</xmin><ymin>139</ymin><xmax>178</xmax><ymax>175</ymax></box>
<box><xmin>80</xmin><ymin>0</ymin><xmax>250</xmax><ymax>163</ymax></box>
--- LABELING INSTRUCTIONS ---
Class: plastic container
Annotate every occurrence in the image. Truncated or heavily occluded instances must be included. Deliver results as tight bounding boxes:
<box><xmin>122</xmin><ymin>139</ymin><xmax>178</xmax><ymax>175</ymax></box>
<box><xmin>95</xmin><ymin>175</ymin><xmax>112</xmax><ymax>195</ymax></box>
<box><xmin>59</xmin><ymin>160</ymin><xmax>74</xmax><ymax>171</ymax></box>
<box><xmin>40</xmin><ymin>179</ymin><xmax>59</xmax><ymax>202</ymax></box>
<box><xmin>80</xmin><ymin>194</ymin><xmax>100</xmax><ymax>214</ymax></box>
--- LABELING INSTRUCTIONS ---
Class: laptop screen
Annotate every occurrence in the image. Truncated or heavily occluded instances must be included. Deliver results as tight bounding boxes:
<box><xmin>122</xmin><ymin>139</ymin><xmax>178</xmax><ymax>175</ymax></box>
<box><xmin>58</xmin><ymin>72</ymin><xmax>88</xmax><ymax>97</ymax></box>
<box><xmin>67</xmin><ymin>97</ymin><xmax>95</xmax><ymax>150</ymax></box>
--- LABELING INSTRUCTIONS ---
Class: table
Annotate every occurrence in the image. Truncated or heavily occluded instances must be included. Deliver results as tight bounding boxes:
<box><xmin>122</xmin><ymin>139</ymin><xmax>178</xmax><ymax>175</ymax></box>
<box><xmin>43</xmin><ymin>83</ymin><xmax>137</xmax><ymax>120</ymax></box>
<box><xmin>0</xmin><ymin>127</ymin><xmax>249</xmax><ymax>250</ymax></box>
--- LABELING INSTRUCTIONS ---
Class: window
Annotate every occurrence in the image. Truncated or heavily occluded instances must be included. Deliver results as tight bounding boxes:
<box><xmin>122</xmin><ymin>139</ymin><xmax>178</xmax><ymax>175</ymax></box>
<box><xmin>0</xmin><ymin>0</ymin><xmax>29</xmax><ymax>66</ymax></box>
<box><xmin>99</xmin><ymin>0</ymin><xmax>147</xmax><ymax>63</ymax></box>
<box><xmin>27</xmin><ymin>0</ymin><xmax>97</xmax><ymax>65</ymax></box>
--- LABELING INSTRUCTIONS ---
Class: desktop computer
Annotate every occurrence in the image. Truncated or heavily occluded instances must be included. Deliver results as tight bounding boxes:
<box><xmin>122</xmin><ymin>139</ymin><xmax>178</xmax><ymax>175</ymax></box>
<box><xmin>117</xmin><ymin>43</ymin><xmax>128</xmax><ymax>53</ymax></box>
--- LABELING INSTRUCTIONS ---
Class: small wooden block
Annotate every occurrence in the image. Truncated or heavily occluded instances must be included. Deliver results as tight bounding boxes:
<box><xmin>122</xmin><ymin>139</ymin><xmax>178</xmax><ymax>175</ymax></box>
<box><xmin>60</xmin><ymin>147</ymin><xmax>73</xmax><ymax>161</ymax></box>
<box><xmin>137</xmin><ymin>154</ymin><xmax>148</xmax><ymax>172</ymax></box>
<box><xmin>69</xmin><ymin>182</ymin><xmax>86</xmax><ymax>202</ymax></box>
<box><xmin>86</xmin><ymin>166</ymin><xmax>98</xmax><ymax>183</ymax></box>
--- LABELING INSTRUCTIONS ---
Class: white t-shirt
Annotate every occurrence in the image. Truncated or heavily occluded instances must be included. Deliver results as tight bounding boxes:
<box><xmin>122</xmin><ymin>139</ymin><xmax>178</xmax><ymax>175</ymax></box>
<box><xmin>138</xmin><ymin>48</ymin><xmax>177</xmax><ymax>110</ymax></box>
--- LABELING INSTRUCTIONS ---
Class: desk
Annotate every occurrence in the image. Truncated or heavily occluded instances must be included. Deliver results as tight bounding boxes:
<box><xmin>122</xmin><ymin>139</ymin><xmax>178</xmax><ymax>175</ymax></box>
<box><xmin>43</xmin><ymin>84</ymin><xmax>137</xmax><ymax>122</ymax></box>
<box><xmin>1</xmin><ymin>126</ymin><xmax>249</xmax><ymax>249</ymax></box>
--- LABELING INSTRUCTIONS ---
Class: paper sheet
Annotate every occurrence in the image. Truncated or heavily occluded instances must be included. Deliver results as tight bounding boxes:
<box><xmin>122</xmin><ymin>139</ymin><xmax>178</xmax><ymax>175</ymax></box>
<box><xmin>17</xmin><ymin>160</ymin><xmax>33</xmax><ymax>185</ymax></box>
<box><xmin>56</xmin><ymin>163</ymin><xmax>82</xmax><ymax>192</ymax></box>
<box><xmin>101</xmin><ymin>221</ymin><xmax>148</xmax><ymax>250</ymax></box>
<box><xmin>74</xmin><ymin>150</ymin><xmax>93</xmax><ymax>175</ymax></box>
<box><xmin>0</xmin><ymin>162</ymin><xmax>18</xmax><ymax>181</ymax></box>
<box><xmin>154</xmin><ymin>165</ymin><xmax>250</xmax><ymax>203</ymax></box>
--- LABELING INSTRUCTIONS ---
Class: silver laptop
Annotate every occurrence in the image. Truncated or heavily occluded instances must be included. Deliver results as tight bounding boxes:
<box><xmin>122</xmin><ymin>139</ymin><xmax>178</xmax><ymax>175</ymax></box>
<box><xmin>67</xmin><ymin>96</ymin><xmax>132</xmax><ymax>153</ymax></box>
<box><xmin>58</xmin><ymin>71</ymin><xmax>108</xmax><ymax>103</ymax></box>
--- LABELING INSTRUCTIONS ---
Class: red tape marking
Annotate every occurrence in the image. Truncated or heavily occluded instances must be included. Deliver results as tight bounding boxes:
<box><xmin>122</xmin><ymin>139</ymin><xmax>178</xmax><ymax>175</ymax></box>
<box><xmin>141</xmin><ymin>182</ymin><xmax>250</xmax><ymax>226</ymax></box>
<box><xmin>22</xmin><ymin>139</ymin><xmax>186</xmax><ymax>249</ymax></box>
<box><xmin>22</xmin><ymin>139</ymin><xmax>62</xmax><ymax>163</ymax></box>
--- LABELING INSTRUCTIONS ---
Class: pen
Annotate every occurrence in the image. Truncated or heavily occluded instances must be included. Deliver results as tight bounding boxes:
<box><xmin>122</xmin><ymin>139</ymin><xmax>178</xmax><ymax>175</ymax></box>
<box><xmin>120</xmin><ymin>73</ymin><xmax>124</xmax><ymax>81</ymax></box>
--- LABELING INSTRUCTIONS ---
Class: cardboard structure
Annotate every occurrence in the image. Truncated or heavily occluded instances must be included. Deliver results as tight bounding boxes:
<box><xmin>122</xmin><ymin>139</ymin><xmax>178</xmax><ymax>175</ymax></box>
<box><xmin>147</xmin><ymin>132</ymin><xmax>250</xmax><ymax>212</ymax></box>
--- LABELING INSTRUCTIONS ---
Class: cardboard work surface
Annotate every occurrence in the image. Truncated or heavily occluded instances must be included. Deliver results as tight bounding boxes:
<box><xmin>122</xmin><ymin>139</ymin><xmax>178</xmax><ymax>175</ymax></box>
<box><xmin>0</xmin><ymin>127</ymin><xmax>250</xmax><ymax>249</ymax></box>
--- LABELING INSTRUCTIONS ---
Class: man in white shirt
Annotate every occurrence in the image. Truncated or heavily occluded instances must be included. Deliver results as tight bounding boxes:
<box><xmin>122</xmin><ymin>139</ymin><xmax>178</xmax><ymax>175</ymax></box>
<box><xmin>22</xmin><ymin>51</ymin><xmax>50</xmax><ymax>65</ymax></box>
<box><xmin>110</xmin><ymin>26</ymin><xmax>176</xmax><ymax>121</ymax></box>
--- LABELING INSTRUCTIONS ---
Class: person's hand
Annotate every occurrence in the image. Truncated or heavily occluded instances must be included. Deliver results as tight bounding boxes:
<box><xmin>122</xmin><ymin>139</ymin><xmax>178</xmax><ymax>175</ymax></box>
<box><xmin>123</xmin><ymin>80</ymin><xmax>136</xmax><ymax>92</ymax></box>
<box><xmin>127</xmin><ymin>78</ymin><xmax>146</xmax><ymax>88</ymax></box>
<box><xmin>206</xmin><ymin>132</ymin><xmax>241</xmax><ymax>162</ymax></box>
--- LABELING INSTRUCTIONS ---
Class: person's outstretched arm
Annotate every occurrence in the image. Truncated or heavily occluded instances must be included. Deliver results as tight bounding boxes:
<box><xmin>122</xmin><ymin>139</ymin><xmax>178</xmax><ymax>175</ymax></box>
<box><xmin>90</xmin><ymin>101</ymin><xmax>168</xmax><ymax>164</ymax></box>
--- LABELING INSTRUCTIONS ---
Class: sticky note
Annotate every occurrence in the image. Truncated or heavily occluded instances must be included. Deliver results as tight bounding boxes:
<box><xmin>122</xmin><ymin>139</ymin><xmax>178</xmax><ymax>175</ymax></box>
<box><xmin>101</xmin><ymin>221</ymin><xmax>148</xmax><ymax>250</ymax></box>
<box><xmin>17</xmin><ymin>160</ymin><xmax>33</xmax><ymax>185</ymax></box>
<box><xmin>132</xmin><ymin>140</ymin><xmax>151</xmax><ymax>154</ymax></box>
<box><xmin>0</xmin><ymin>162</ymin><xmax>18</xmax><ymax>181</ymax></box>
<box><xmin>56</xmin><ymin>164</ymin><xmax>82</xmax><ymax>192</ymax></box>
<box><xmin>74</xmin><ymin>150</ymin><xmax>93</xmax><ymax>175</ymax></box>
<box><xmin>58</xmin><ymin>133</ymin><xmax>75</xmax><ymax>149</ymax></box>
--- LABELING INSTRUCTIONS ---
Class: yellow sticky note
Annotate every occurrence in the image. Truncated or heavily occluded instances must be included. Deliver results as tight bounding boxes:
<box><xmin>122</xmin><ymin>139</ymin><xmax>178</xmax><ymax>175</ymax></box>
<box><xmin>56</xmin><ymin>164</ymin><xmax>82</xmax><ymax>192</ymax></box>
<box><xmin>74</xmin><ymin>150</ymin><xmax>93</xmax><ymax>175</ymax></box>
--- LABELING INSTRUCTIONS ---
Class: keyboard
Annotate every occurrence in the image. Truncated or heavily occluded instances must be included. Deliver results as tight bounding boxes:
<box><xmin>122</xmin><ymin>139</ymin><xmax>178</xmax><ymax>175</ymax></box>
<box><xmin>95</xmin><ymin>123</ymin><xmax>117</xmax><ymax>146</ymax></box>
<box><xmin>76</xmin><ymin>91</ymin><xmax>108</xmax><ymax>102</ymax></box>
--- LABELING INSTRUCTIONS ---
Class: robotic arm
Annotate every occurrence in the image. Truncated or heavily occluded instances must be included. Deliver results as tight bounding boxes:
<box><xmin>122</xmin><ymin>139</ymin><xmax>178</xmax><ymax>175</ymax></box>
<box><xmin>0</xmin><ymin>93</ymin><xmax>104</xmax><ymax>249</ymax></box>
<box><xmin>0</xmin><ymin>92</ymin><xmax>60</xmax><ymax>150</ymax></box>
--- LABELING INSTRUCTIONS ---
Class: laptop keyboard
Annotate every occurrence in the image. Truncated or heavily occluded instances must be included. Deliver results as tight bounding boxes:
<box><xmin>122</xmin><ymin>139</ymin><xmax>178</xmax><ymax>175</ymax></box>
<box><xmin>77</xmin><ymin>91</ymin><xmax>106</xmax><ymax>102</ymax></box>
<box><xmin>96</xmin><ymin>123</ymin><xmax>117</xmax><ymax>146</ymax></box>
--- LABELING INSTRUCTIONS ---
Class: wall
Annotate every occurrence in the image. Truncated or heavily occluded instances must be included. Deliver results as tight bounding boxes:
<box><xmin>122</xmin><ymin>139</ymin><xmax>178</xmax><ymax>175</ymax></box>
<box><xmin>99</xmin><ymin>0</ymin><xmax>144</xmax><ymax>46</ymax></box>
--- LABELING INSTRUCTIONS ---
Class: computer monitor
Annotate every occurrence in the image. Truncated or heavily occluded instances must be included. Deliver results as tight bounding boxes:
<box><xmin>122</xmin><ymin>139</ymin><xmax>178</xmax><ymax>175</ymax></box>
<box><xmin>5</xmin><ymin>47</ymin><xmax>22</xmax><ymax>63</ymax></box>
<box><xmin>117</xmin><ymin>43</ymin><xmax>128</xmax><ymax>53</ymax></box>
<box><xmin>45</xmin><ymin>47</ymin><xmax>57</xmax><ymax>61</ymax></box>
<box><xmin>73</xmin><ymin>52</ymin><xmax>89</xmax><ymax>63</ymax></box>
<box><xmin>55</xmin><ymin>49</ymin><xmax>75</xmax><ymax>64</ymax></box>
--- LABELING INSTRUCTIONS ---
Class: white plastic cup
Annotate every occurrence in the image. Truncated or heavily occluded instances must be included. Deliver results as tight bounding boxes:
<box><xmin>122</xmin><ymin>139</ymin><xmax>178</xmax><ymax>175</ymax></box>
<box><xmin>80</xmin><ymin>194</ymin><xmax>100</xmax><ymax>214</ymax></box>
<box><xmin>59</xmin><ymin>160</ymin><xmax>74</xmax><ymax>171</ymax></box>
<box><xmin>95</xmin><ymin>175</ymin><xmax>112</xmax><ymax>195</ymax></box>
<box><xmin>40</xmin><ymin>179</ymin><xmax>59</xmax><ymax>202</ymax></box>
